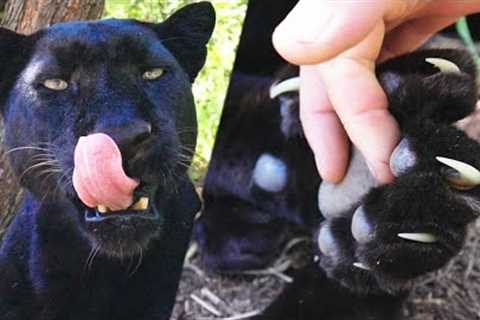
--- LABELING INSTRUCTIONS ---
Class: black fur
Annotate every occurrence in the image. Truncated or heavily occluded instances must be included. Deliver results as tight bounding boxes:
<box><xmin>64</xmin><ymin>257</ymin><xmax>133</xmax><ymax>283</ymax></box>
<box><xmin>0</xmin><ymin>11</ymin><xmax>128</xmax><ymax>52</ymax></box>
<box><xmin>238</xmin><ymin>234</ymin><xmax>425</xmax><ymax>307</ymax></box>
<box><xmin>0</xmin><ymin>3</ymin><xmax>214</xmax><ymax>319</ymax></box>
<box><xmin>196</xmin><ymin>49</ymin><xmax>480</xmax><ymax>319</ymax></box>
<box><xmin>195</xmin><ymin>68</ymin><xmax>321</xmax><ymax>271</ymax></box>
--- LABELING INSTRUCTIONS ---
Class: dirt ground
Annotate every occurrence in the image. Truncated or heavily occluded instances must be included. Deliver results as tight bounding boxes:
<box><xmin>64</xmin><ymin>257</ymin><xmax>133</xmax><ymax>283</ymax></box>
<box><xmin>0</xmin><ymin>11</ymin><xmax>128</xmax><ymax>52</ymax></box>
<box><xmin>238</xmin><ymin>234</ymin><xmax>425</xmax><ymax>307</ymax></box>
<box><xmin>172</xmin><ymin>221</ymin><xmax>480</xmax><ymax>320</ymax></box>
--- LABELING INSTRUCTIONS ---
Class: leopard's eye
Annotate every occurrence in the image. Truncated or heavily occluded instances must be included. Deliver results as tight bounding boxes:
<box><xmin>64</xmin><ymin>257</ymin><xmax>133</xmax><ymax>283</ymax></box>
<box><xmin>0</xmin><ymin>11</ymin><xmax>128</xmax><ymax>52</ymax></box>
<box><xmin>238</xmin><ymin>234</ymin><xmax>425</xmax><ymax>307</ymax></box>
<box><xmin>43</xmin><ymin>79</ymin><xmax>68</xmax><ymax>91</ymax></box>
<box><xmin>142</xmin><ymin>68</ymin><xmax>165</xmax><ymax>81</ymax></box>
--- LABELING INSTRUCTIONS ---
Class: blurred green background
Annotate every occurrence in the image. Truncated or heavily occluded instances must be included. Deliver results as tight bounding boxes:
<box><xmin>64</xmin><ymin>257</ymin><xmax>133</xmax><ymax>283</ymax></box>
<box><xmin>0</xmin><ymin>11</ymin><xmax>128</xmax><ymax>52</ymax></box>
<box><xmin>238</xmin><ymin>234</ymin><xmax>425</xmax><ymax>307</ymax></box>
<box><xmin>104</xmin><ymin>0</ymin><xmax>248</xmax><ymax>182</ymax></box>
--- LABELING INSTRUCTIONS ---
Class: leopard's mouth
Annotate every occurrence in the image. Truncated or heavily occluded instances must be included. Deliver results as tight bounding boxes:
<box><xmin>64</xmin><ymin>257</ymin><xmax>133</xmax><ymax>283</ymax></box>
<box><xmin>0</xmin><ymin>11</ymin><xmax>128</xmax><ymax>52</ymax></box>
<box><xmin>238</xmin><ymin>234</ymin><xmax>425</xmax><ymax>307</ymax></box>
<box><xmin>84</xmin><ymin>184</ymin><xmax>160</xmax><ymax>222</ymax></box>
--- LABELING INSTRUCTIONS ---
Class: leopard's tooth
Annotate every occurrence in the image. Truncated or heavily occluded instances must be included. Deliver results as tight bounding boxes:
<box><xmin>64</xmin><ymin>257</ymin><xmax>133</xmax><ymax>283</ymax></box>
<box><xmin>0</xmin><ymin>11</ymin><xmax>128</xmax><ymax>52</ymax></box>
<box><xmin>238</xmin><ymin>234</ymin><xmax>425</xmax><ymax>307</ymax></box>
<box><xmin>436</xmin><ymin>156</ymin><xmax>480</xmax><ymax>187</ymax></box>
<box><xmin>270</xmin><ymin>77</ymin><xmax>300</xmax><ymax>99</ymax></box>
<box><xmin>398</xmin><ymin>233</ymin><xmax>437</xmax><ymax>243</ymax></box>
<box><xmin>425</xmin><ymin>58</ymin><xmax>461</xmax><ymax>74</ymax></box>
<box><xmin>353</xmin><ymin>262</ymin><xmax>371</xmax><ymax>271</ymax></box>
<box><xmin>131</xmin><ymin>197</ymin><xmax>149</xmax><ymax>211</ymax></box>
<box><xmin>97</xmin><ymin>205</ymin><xmax>109</xmax><ymax>213</ymax></box>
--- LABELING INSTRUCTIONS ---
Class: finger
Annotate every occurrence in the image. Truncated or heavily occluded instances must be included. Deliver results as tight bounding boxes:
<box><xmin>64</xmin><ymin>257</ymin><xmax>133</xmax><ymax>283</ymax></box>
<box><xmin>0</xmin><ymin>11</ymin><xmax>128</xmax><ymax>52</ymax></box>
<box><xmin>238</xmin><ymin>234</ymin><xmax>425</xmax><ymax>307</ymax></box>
<box><xmin>272</xmin><ymin>0</ymin><xmax>385</xmax><ymax>65</ymax></box>
<box><xmin>379</xmin><ymin>16</ymin><xmax>460</xmax><ymax>61</ymax></box>
<box><xmin>318</xmin><ymin>23</ymin><xmax>400</xmax><ymax>183</ymax></box>
<box><xmin>299</xmin><ymin>66</ymin><xmax>349</xmax><ymax>183</ymax></box>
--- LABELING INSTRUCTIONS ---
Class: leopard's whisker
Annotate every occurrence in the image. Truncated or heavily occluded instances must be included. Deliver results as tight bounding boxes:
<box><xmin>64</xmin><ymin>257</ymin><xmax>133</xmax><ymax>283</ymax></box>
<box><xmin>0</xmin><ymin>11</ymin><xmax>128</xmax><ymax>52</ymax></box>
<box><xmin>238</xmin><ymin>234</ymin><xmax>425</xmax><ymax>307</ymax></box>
<box><xmin>4</xmin><ymin>146</ymin><xmax>51</xmax><ymax>156</ymax></box>
<box><xmin>84</xmin><ymin>247</ymin><xmax>96</xmax><ymax>272</ymax></box>
<box><xmin>30</xmin><ymin>153</ymin><xmax>55</xmax><ymax>160</ymax></box>
<box><xmin>20</xmin><ymin>160</ymin><xmax>60</xmax><ymax>182</ymax></box>
<box><xmin>178</xmin><ymin>145</ymin><xmax>197</xmax><ymax>155</ymax></box>
<box><xmin>37</xmin><ymin>169</ymin><xmax>63</xmax><ymax>176</ymax></box>
<box><xmin>128</xmin><ymin>243</ymin><xmax>144</xmax><ymax>277</ymax></box>
<box><xmin>397</xmin><ymin>233</ymin><xmax>437</xmax><ymax>243</ymax></box>
<box><xmin>436</xmin><ymin>156</ymin><xmax>480</xmax><ymax>187</ymax></box>
<box><xmin>176</xmin><ymin>127</ymin><xmax>197</xmax><ymax>134</ymax></box>
<box><xmin>59</xmin><ymin>169</ymin><xmax>74</xmax><ymax>191</ymax></box>
<box><xmin>84</xmin><ymin>244</ymin><xmax>101</xmax><ymax>273</ymax></box>
<box><xmin>179</xmin><ymin>154</ymin><xmax>191</xmax><ymax>161</ymax></box>
<box><xmin>176</xmin><ymin>159</ymin><xmax>191</xmax><ymax>167</ymax></box>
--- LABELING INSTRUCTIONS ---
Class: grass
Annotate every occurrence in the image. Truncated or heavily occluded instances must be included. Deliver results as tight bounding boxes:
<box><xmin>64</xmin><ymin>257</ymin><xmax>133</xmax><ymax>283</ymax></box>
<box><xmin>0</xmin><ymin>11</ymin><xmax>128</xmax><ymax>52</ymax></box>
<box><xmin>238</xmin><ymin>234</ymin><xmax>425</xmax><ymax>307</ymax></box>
<box><xmin>104</xmin><ymin>0</ymin><xmax>247</xmax><ymax>182</ymax></box>
<box><xmin>456</xmin><ymin>17</ymin><xmax>480</xmax><ymax>64</ymax></box>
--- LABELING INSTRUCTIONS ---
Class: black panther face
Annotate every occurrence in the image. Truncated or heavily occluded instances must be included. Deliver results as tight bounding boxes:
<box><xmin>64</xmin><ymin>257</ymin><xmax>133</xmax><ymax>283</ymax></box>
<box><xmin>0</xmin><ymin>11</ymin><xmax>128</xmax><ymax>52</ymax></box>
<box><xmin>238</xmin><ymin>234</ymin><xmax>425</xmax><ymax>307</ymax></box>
<box><xmin>0</xmin><ymin>3</ymin><xmax>214</xmax><ymax>258</ymax></box>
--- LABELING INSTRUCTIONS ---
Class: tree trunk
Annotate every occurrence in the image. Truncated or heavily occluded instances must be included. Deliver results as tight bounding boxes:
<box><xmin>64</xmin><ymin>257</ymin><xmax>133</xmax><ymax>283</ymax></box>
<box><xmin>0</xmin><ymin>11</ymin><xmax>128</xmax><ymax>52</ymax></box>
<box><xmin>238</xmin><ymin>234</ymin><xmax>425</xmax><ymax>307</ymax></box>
<box><xmin>2</xmin><ymin>0</ymin><xmax>104</xmax><ymax>33</ymax></box>
<box><xmin>0</xmin><ymin>0</ymin><xmax>104</xmax><ymax>237</ymax></box>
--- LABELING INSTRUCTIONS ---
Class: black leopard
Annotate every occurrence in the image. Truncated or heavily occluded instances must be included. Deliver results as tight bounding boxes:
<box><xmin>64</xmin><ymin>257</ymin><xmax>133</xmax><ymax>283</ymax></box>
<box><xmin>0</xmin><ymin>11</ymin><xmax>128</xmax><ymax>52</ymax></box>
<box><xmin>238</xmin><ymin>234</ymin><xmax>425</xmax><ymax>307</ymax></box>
<box><xmin>0</xmin><ymin>2</ymin><xmax>215</xmax><ymax>319</ymax></box>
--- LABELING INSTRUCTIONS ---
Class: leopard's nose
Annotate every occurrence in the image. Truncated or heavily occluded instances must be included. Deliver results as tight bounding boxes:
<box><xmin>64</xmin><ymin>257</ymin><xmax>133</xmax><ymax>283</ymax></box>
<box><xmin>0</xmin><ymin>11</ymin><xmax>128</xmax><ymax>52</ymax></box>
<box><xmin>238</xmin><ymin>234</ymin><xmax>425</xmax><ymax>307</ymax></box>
<box><xmin>103</xmin><ymin>120</ymin><xmax>153</xmax><ymax>158</ymax></box>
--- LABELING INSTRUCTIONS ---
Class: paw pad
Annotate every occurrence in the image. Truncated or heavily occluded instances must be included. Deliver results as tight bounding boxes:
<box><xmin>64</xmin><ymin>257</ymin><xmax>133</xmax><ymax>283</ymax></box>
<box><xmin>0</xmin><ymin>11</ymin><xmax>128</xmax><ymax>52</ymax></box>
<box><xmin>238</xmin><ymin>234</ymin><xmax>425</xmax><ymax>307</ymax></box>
<box><xmin>252</xmin><ymin>153</ymin><xmax>288</xmax><ymax>192</ymax></box>
<box><xmin>351</xmin><ymin>206</ymin><xmax>374</xmax><ymax>244</ymax></box>
<box><xmin>390</xmin><ymin>138</ymin><xmax>417</xmax><ymax>177</ymax></box>
<box><xmin>317</xmin><ymin>223</ymin><xmax>337</xmax><ymax>258</ymax></box>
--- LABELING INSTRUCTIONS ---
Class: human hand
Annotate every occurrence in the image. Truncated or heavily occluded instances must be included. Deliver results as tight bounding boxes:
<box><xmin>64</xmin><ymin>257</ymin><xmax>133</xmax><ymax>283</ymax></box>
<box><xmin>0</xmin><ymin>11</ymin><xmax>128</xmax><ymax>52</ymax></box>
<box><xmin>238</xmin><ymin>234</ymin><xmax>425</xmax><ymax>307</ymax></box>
<box><xmin>273</xmin><ymin>0</ymin><xmax>480</xmax><ymax>183</ymax></box>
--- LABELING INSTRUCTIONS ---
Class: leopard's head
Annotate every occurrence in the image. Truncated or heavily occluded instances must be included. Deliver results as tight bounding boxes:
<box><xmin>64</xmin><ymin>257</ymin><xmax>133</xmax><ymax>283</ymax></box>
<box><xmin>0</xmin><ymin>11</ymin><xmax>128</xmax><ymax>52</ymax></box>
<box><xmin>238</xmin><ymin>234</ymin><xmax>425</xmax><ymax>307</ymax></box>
<box><xmin>0</xmin><ymin>2</ymin><xmax>214</xmax><ymax>257</ymax></box>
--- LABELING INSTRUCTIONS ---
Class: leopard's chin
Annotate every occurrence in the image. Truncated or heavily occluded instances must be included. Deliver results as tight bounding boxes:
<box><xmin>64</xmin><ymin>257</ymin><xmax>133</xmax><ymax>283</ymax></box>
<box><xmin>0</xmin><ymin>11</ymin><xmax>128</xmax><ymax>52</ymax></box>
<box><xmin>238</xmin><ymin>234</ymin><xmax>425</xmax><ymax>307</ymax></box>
<box><xmin>82</xmin><ymin>185</ymin><xmax>165</xmax><ymax>258</ymax></box>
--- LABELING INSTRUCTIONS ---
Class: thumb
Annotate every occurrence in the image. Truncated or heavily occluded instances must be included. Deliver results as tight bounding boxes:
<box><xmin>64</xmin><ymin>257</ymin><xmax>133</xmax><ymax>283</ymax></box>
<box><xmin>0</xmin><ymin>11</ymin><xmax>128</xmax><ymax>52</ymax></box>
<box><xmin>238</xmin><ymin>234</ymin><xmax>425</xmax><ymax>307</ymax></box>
<box><xmin>272</xmin><ymin>0</ymin><xmax>386</xmax><ymax>65</ymax></box>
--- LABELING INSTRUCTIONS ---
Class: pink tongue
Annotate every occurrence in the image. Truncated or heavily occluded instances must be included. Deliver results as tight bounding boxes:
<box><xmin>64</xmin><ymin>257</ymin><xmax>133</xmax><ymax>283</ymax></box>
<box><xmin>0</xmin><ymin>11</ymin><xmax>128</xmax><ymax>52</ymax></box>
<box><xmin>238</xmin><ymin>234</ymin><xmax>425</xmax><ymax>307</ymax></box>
<box><xmin>72</xmin><ymin>133</ymin><xmax>139</xmax><ymax>211</ymax></box>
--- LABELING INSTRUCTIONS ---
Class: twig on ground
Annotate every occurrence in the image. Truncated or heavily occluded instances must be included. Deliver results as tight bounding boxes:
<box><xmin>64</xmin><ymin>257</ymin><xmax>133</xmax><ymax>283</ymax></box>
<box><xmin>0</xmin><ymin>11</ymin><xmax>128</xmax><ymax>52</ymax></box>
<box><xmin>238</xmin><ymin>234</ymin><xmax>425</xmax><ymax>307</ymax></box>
<box><xmin>190</xmin><ymin>294</ymin><xmax>222</xmax><ymax>317</ymax></box>
<box><xmin>196</xmin><ymin>310</ymin><xmax>261</xmax><ymax>320</ymax></box>
<box><xmin>184</xmin><ymin>263</ymin><xmax>206</xmax><ymax>278</ymax></box>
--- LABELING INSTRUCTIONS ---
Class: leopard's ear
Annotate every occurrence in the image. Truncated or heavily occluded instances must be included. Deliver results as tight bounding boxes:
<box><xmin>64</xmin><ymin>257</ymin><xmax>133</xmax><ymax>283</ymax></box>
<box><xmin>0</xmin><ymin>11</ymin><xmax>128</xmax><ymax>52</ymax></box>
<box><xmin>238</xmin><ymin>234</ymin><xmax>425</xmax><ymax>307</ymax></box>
<box><xmin>154</xmin><ymin>2</ymin><xmax>216</xmax><ymax>82</ymax></box>
<box><xmin>0</xmin><ymin>28</ymin><xmax>32</xmax><ymax>112</ymax></box>
<box><xmin>377</xmin><ymin>49</ymin><xmax>478</xmax><ymax>126</ymax></box>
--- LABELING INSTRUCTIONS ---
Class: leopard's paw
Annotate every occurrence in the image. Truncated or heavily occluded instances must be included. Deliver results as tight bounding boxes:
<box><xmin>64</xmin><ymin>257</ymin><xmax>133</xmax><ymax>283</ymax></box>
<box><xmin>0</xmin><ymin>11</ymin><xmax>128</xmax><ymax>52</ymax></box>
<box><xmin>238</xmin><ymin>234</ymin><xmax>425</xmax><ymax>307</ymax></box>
<box><xmin>315</xmin><ymin>49</ymin><xmax>480</xmax><ymax>294</ymax></box>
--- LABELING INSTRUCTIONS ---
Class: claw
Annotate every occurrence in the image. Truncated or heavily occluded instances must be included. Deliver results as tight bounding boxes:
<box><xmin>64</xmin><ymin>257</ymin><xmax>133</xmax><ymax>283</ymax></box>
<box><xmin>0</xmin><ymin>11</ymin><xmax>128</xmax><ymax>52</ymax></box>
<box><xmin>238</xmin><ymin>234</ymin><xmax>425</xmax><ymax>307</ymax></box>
<box><xmin>353</xmin><ymin>262</ymin><xmax>371</xmax><ymax>271</ymax></box>
<box><xmin>425</xmin><ymin>57</ymin><xmax>461</xmax><ymax>74</ymax></box>
<box><xmin>270</xmin><ymin>77</ymin><xmax>300</xmax><ymax>99</ymax></box>
<box><xmin>398</xmin><ymin>233</ymin><xmax>437</xmax><ymax>243</ymax></box>
<box><xmin>436</xmin><ymin>156</ymin><xmax>480</xmax><ymax>189</ymax></box>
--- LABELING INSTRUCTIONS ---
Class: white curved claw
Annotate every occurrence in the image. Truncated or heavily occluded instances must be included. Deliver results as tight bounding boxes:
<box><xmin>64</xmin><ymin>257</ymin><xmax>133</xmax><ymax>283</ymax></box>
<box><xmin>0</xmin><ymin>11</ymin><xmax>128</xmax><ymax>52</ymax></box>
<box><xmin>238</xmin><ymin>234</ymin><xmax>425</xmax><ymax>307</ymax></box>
<box><xmin>398</xmin><ymin>233</ymin><xmax>437</xmax><ymax>243</ymax></box>
<box><xmin>353</xmin><ymin>262</ymin><xmax>371</xmax><ymax>271</ymax></box>
<box><xmin>425</xmin><ymin>58</ymin><xmax>461</xmax><ymax>74</ymax></box>
<box><xmin>270</xmin><ymin>77</ymin><xmax>300</xmax><ymax>99</ymax></box>
<box><xmin>436</xmin><ymin>156</ymin><xmax>480</xmax><ymax>187</ymax></box>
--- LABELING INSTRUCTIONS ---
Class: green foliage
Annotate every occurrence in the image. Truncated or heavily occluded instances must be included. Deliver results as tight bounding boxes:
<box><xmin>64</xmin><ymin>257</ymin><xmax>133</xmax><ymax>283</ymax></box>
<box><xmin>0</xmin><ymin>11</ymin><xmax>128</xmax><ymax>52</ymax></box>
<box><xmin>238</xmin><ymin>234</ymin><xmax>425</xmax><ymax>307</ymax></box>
<box><xmin>104</xmin><ymin>0</ymin><xmax>247</xmax><ymax>182</ymax></box>
<box><xmin>456</xmin><ymin>17</ymin><xmax>480</xmax><ymax>66</ymax></box>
